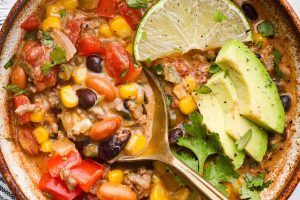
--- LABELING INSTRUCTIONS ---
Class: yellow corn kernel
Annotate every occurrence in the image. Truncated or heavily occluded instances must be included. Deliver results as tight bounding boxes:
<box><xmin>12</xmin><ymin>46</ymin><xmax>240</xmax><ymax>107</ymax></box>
<box><xmin>125</xmin><ymin>134</ymin><xmax>147</xmax><ymax>156</ymax></box>
<box><xmin>150</xmin><ymin>175</ymin><xmax>170</xmax><ymax>200</ymax></box>
<box><xmin>30</xmin><ymin>109</ymin><xmax>46</xmax><ymax>123</ymax></box>
<box><xmin>254</xmin><ymin>32</ymin><xmax>268</xmax><ymax>48</ymax></box>
<box><xmin>46</xmin><ymin>2</ymin><xmax>64</xmax><ymax>17</ymax></box>
<box><xmin>173</xmin><ymin>187</ymin><xmax>191</xmax><ymax>200</ymax></box>
<box><xmin>179</xmin><ymin>96</ymin><xmax>197</xmax><ymax>115</ymax></box>
<box><xmin>42</xmin><ymin>16</ymin><xmax>61</xmax><ymax>32</ymax></box>
<box><xmin>184</xmin><ymin>76</ymin><xmax>198</xmax><ymax>93</ymax></box>
<box><xmin>119</xmin><ymin>83</ymin><xmax>138</xmax><ymax>99</ymax></box>
<box><xmin>126</xmin><ymin>44</ymin><xmax>133</xmax><ymax>56</ymax></box>
<box><xmin>110</xmin><ymin>16</ymin><xmax>133</xmax><ymax>39</ymax></box>
<box><xmin>108</xmin><ymin>169</ymin><xmax>124</xmax><ymax>184</ymax></box>
<box><xmin>40</xmin><ymin>140</ymin><xmax>53</xmax><ymax>153</ymax></box>
<box><xmin>72</xmin><ymin>65</ymin><xmax>87</xmax><ymax>84</ymax></box>
<box><xmin>60</xmin><ymin>85</ymin><xmax>79</xmax><ymax>108</ymax></box>
<box><xmin>61</xmin><ymin>0</ymin><xmax>78</xmax><ymax>11</ymax></box>
<box><xmin>99</xmin><ymin>24</ymin><xmax>114</xmax><ymax>38</ymax></box>
<box><xmin>33</xmin><ymin>126</ymin><xmax>49</xmax><ymax>144</ymax></box>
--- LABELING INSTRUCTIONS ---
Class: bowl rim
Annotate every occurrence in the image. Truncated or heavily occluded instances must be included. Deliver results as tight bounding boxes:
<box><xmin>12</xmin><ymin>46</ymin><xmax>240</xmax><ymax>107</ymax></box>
<box><xmin>0</xmin><ymin>0</ymin><xmax>299</xmax><ymax>199</ymax></box>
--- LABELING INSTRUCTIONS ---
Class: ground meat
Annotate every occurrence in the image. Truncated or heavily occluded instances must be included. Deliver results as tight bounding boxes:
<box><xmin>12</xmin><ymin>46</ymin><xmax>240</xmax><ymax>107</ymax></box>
<box><xmin>60</xmin><ymin>169</ymin><xmax>77</xmax><ymax>191</ymax></box>
<box><xmin>259</xmin><ymin>45</ymin><xmax>274</xmax><ymax>72</ymax></box>
<box><xmin>114</xmin><ymin>98</ymin><xmax>125</xmax><ymax>112</ymax></box>
<box><xmin>15</xmin><ymin>103</ymin><xmax>36</xmax><ymax>116</ymax></box>
<box><xmin>44</xmin><ymin>89</ymin><xmax>60</xmax><ymax>108</ymax></box>
<box><xmin>124</xmin><ymin>167</ymin><xmax>153</xmax><ymax>199</ymax></box>
<box><xmin>195</xmin><ymin>63</ymin><xmax>209</xmax><ymax>84</ymax></box>
<box><xmin>89</xmin><ymin>106</ymin><xmax>105</xmax><ymax>120</ymax></box>
<box><xmin>44</xmin><ymin>113</ymin><xmax>58</xmax><ymax>134</ymax></box>
<box><xmin>128</xmin><ymin>101</ymin><xmax>144</xmax><ymax>120</ymax></box>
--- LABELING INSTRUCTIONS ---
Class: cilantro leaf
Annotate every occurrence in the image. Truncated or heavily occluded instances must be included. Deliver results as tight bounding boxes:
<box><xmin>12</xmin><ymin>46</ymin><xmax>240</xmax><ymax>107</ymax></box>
<box><xmin>4</xmin><ymin>55</ymin><xmax>16</xmax><ymax>69</ymax></box>
<box><xmin>153</xmin><ymin>64</ymin><xmax>164</xmax><ymax>76</ymax></box>
<box><xmin>4</xmin><ymin>84</ymin><xmax>27</xmax><ymax>96</ymax></box>
<box><xmin>209</xmin><ymin>63</ymin><xmax>221</xmax><ymax>74</ymax></box>
<box><xmin>24</xmin><ymin>31</ymin><xmax>38</xmax><ymax>41</ymax></box>
<box><xmin>244</xmin><ymin>173</ymin><xmax>272</xmax><ymax>191</ymax></box>
<box><xmin>239</xmin><ymin>185</ymin><xmax>261</xmax><ymax>200</ymax></box>
<box><xmin>257</xmin><ymin>21</ymin><xmax>275</xmax><ymax>37</ymax></box>
<box><xmin>59</xmin><ymin>9</ymin><xmax>66</xmax><ymax>18</ymax></box>
<box><xmin>194</xmin><ymin>85</ymin><xmax>212</xmax><ymax>94</ymax></box>
<box><xmin>50</xmin><ymin>45</ymin><xmax>67</xmax><ymax>65</ymax></box>
<box><xmin>172</xmin><ymin>150</ymin><xmax>199</xmax><ymax>172</ymax></box>
<box><xmin>236</xmin><ymin>129</ymin><xmax>252</xmax><ymax>151</ymax></box>
<box><xmin>120</xmin><ymin>69</ymin><xmax>128</xmax><ymax>78</ymax></box>
<box><xmin>42</xmin><ymin>62</ymin><xmax>55</xmax><ymax>75</ymax></box>
<box><xmin>214</xmin><ymin>11</ymin><xmax>227</xmax><ymax>23</ymax></box>
<box><xmin>166</xmin><ymin>95</ymin><xmax>173</xmax><ymax>106</ymax></box>
<box><xmin>41</xmin><ymin>32</ymin><xmax>54</xmax><ymax>47</ymax></box>
<box><xmin>127</xmin><ymin>0</ymin><xmax>150</xmax><ymax>8</ymax></box>
<box><xmin>272</xmin><ymin>49</ymin><xmax>283</xmax><ymax>80</ymax></box>
<box><xmin>204</xmin><ymin>155</ymin><xmax>239</xmax><ymax>195</ymax></box>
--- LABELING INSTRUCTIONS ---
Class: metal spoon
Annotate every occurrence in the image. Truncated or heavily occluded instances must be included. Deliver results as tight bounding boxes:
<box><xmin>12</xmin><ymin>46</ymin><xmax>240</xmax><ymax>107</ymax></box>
<box><xmin>119</xmin><ymin>69</ymin><xmax>227</xmax><ymax>200</ymax></box>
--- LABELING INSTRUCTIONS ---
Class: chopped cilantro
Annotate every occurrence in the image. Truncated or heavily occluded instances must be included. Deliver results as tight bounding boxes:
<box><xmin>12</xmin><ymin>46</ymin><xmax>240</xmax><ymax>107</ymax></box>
<box><xmin>134</xmin><ymin>63</ymin><xmax>140</xmax><ymax>68</ymax></box>
<box><xmin>256</xmin><ymin>41</ymin><xmax>263</xmax><ymax>49</ymax></box>
<box><xmin>194</xmin><ymin>85</ymin><xmax>212</xmax><ymax>94</ymax></box>
<box><xmin>239</xmin><ymin>185</ymin><xmax>261</xmax><ymax>200</ymax></box>
<box><xmin>127</xmin><ymin>0</ymin><xmax>151</xmax><ymax>8</ymax></box>
<box><xmin>209</xmin><ymin>63</ymin><xmax>221</xmax><ymax>74</ymax></box>
<box><xmin>173</xmin><ymin>150</ymin><xmax>198</xmax><ymax>172</ymax></box>
<box><xmin>50</xmin><ymin>45</ymin><xmax>67</xmax><ymax>65</ymax></box>
<box><xmin>142</xmin><ymin>31</ymin><xmax>147</xmax><ymax>41</ymax></box>
<box><xmin>177</xmin><ymin>112</ymin><xmax>221</xmax><ymax>174</ymax></box>
<box><xmin>204</xmin><ymin>155</ymin><xmax>239</xmax><ymax>195</ymax></box>
<box><xmin>267</xmin><ymin>143</ymin><xmax>278</xmax><ymax>152</ymax></box>
<box><xmin>59</xmin><ymin>9</ymin><xmax>66</xmax><ymax>18</ymax></box>
<box><xmin>166</xmin><ymin>95</ymin><xmax>173</xmax><ymax>106</ymax></box>
<box><xmin>24</xmin><ymin>31</ymin><xmax>38</xmax><ymax>41</ymax></box>
<box><xmin>4</xmin><ymin>84</ymin><xmax>27</xmax><ymax>96</ymax></box>
<box><xmin>214</xmin><ymin>11</ymin><xmax>227</xmax><ymax>23</ymax></box>
<box><xmin>153</xmin><ymin>64</ymin><xmax>164</xmax><ymax>75</ymax></box>
<box><xmin>257</xmin><ymin>21</ymin><xmax>275</xmax><ymax>37</ymax></box>
<box><xmin>42</xmin><ymin>62</ymin><xmax>55</xmax><ymax>75</ymax></box>
<box><xmin>244</xmin><ymin>173</ymin><xmax>272</xmax><ymax>191</ymax></box>
<box><xmin>121</xmin><ymin>69</ymin><xmax>129</xmax><ymax>78</ymax></box>
<box><xmin>272</xmin><ymin>48</ymin><xmax>283</xmax><ymax>80</ymax></box>
<box><xmin>41</xmin><ymin>32</ymin><xmax>54</xmax><ymax>47</ymax></box>
<box><xmin>236</xmin><ymin>129</ymin><xmax>252</xmax><ymax>151</ymax></box>
<box><xmin>3</xmin><ymin>54</ymin><xmax>16</xmax><ymax>69</ymax></box>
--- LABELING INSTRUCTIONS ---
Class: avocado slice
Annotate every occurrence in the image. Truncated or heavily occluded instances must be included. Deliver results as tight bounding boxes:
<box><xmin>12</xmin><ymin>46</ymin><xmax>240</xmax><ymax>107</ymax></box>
<box><xmin>193</xmin><ymin>92</ymin><xmax>245</xmax><ymax>169</ymax></box>
<box><xmin>216</xmin><ymin>40</ymin><xmax>285</xmax><ymax>133</ymax></box>
<box><xmin>207</xmin><ymin>72</ymin><xmax>268</xmax><ymax>162</ymax></box>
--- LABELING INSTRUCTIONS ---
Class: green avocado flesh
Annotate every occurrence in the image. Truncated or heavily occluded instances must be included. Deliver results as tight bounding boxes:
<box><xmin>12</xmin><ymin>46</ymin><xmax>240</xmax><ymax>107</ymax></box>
<box><xmin>206</xmin><ymin>72</ymin><xmax>268</xmax><ymax>162</ymax></box>
<box><xmin>193</xmin><ymin>92</ymin><xmax>245</xmax><ymax>169</ymax></box>
<box><xmin>216</xmin><ymin>40</ymin><xmax>285</xmax><ymax>133</ymax></box>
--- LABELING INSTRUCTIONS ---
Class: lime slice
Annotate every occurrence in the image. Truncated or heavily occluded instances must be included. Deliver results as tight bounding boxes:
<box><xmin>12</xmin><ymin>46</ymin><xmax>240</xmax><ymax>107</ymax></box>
<box><xmin>134</xmin><ymin>0</ymin><xmax>253</xmax><ymax>61</ymax></box>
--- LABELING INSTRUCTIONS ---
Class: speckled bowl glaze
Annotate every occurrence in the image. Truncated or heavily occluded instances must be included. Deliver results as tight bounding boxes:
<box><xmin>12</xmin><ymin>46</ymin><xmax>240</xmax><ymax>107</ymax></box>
<box><xmin>0</xmin><ymin>0</ymin><xmax>299</xmax><ymax>199</ymax></box>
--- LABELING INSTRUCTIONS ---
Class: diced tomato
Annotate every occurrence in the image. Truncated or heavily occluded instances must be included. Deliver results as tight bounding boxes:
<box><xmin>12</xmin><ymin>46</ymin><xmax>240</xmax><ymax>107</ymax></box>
<box><xmin>118</xmin><ymin>3</ymin><xmax>142</xmax><ymax>30</ymax></box>
<box><xmin>13</xmin><ymin>95</ymin><xmax>31</xmax><ymax>124</ymax></box>
<box><xmin>39</xmin><ymin>173</ymin><xmax>82</xmax><ymax>200</ymax></box>
<box><xmin>97</xmin><ymin>0</ymin><xmax>118</xmax><ymax>18</ymax></box>
<box><xmin>65</xmin><ymin>20</ymin><xmax>82</xmax><ymax>44</ymax></box>
<box><xmin>47</xmin><ymin>150</ymin><xmax>82</xmax><ymax>178</ymax></box>
<box><xmin>20</xmin><ymin>15</ymin><xmax>40</xmax><ymax>31</ymax></box>
<box><xmin>70</xmin><ymin>160</ymin><xmax>105</xmax><ymax>192</ymax></box>
<box><xmin>77</xmin><ymin>36</ymin><xmax>106</xmax><ymax>56</ymax></box>
<box><xmin>105</xmin><ymin>42</ymin><xmax>142</xmax><ymax>85</ymax></box>
<box><xmin>21</xmin><ymin>41</ymin><xmax>46</xmax><ymax>67</ymax></box>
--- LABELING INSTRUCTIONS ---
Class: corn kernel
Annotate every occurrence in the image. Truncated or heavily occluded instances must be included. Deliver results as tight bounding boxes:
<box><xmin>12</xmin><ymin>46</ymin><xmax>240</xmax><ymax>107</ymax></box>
<box><xmin>40</xmin><ymin>140</ymin><xmax>53</xmax><ymax>153</ymax></box>
<box><xmin>33</xmin><ymin>126</ymin><xmax>49</xmax><ymax>144</ymax></box>
<box><xmin>150</xmin><ymin>175</ymin><xmax>170</xmax><ymax>200</ymax></box>
<box><xmin>126</xmin><ymin>44</ymin><xmax>133</xmax><ymax>56</ymax></box>
<box><xmin>61</xmin><ymin>0</ymin><xmax>78</xmax><ymax>11</ymax></box>
<box><xmin>60</xmin><ymin>85</ymin><xmax>79</xmax><ymax>108</ymax></box>
<box><xmin>125</xmin><ymin>134</ymin><xmax>147</xmax><ymax>156</ymax></box>
<box><xmin>254</xmin><ymin>32</ymin><xmax>268</xmax><ymax>48</ymax></box>
<box><xmin>179</xmin><ymin>96</ymin><xmax>197</xmax><ymax>115</ymax></box>
<box><xmin>99</xmin><ymin>24</ymin><xmax>114</xmax><ymax>38</ymax></box>
<box><xmin>108</xmin><ymin>169</ymin><xmax>124</xmax><ymax>184</ymax></box>
<box><xmin>46</xmin><ymin>2</ymin><xmax>64</xmax><ymax>17</ymax></box>
<box><xmin>184</xmin><ymin>76</ymin><xmax>198</xmax><ymax>93</ymax></box>
<box><xmin>110</xmin><ymin>16</ymin><xmax>133</xmax><ymax>39</ymax></box>
<box><xmin>30</xmin><ymin>109</ymin><xmax>46</xmax><ymax>123</ymax></box>
<box><xmin>42</xmin><ymin>16</ymin><xmax>61</xmax><ymax>31</ymax></box>
<box><xmin>72</xmin><ymin>65</ymin><xmax>87</xmax><ymax>84</ymax></box>
<box><xmin>119</xmin><ymin>83</ymin><xmax>138</xmax><ymax>99</ymax></box>
<box><xmin>173</xmin><ymin>187</ymin><xmax>191</xmax><ymax>200</ymax></box>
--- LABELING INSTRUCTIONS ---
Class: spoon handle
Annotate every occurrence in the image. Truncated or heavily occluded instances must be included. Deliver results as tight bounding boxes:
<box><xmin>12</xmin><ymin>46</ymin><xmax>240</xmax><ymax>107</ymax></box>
<box><xmin>170</xmin><ymin>158</ymin><xmax>228</xmax><ymax>200</ymax></box>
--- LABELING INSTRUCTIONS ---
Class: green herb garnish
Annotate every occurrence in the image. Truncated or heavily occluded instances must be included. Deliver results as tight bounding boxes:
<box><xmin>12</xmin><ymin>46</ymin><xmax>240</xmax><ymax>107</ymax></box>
<box><xmin>4</xmin><ymin>84</ymin><xmax>27</xmax><ymax>96</ymax></box>
<box><xmin>120</xmin><ymin>69</ymin><xmax>129</xmax><ymax>78</ymax></box>
<box><xmin>127</xmin><ymin>0</ymin><xmax>151</xmax><ymax>8</ymax></box>
<box><xmin>209</xmin><ymin>63</ymin><xmax>221</xmax><ymax>74</ymax></box>
<box><xmin>24</xmin><ymin>31</ymin><xmax>38</xmax><ymax>41</ymax></box>
<box><xmin>166</xmin><ymin>95</ymin><xmax>173</xmax><ymax>106</ymax></box>
<box><xmin>41</xmin><ymin>32</ymin><xmax>54</xmax><ymax>47</ymax></box>
<box><xmin>272</xmin><ymin>48</ymin><xmax>283</xmax><ymax>80</ymax></box>
<box><xmin>59</xmin><ymin>9</ymin><xmax>66</xmax><ymax>18</ymax></box>
<box><xmin>257</xmin><ymin>21</ymin><xmax>275</xmax><ymax>37</ymax></box>
<box><xmin>194</xmin><ymin>85</ymin><xmax>212</xmax><ymax>94</ymax></box>
<box><xmin>3</xmin><ymin>54</ymin><xmax>16</xmax><ymax>69</ymax></box>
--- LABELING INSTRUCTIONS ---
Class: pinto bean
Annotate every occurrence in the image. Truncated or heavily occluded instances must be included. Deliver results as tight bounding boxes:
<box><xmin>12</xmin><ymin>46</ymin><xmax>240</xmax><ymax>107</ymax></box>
<box><xmin>97</xmin><ymin>182</ymin><xmax>137</xmax><ymax>200</ymax></box>
<box><xmin>10</xmin><ymin>66</ymin><xmax>27</xmax><ymax>89</ymax></box>
<box><xmin>18</xmin><ymin>127</ymin><xmax>39</xmax><ymax>156</ymax></box>
<box><xmin>86</xmin><ymin>75</ymin><xmax>116</xmax><ymax>102</ymax></box>
<box><xmin>90</xmin><ymin>117</ymin><xmax>121</xmax><ymax>141</ymax></box>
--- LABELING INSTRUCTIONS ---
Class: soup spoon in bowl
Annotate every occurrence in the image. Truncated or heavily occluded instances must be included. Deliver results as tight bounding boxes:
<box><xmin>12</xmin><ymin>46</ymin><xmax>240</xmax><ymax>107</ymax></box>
<box><xmin>118</xmin><ymin>69</ymin><xmax>227</xmax><ymax>200</ymax></box>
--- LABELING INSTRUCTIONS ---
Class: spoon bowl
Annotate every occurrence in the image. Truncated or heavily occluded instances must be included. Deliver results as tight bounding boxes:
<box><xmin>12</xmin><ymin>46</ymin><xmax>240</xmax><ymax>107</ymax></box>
<box><xmin>119</xmin><ymin>69</ymin><xmax>227</xmax><ymax>200</ymax></box>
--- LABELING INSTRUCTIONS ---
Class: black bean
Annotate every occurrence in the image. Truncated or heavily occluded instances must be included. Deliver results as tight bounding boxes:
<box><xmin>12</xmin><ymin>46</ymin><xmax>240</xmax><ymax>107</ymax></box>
<box><xmin>86</xmin><ymin>55</ymin><xmax>103</xmax><ymax>73</ymax></box>
<box><xmin>280</xmin><ymin>94</ymin><xmax>291</xmax><ymax>111</ymax></box>
<box><xmin>73</xmin><ymin>139</ymin><xmax>90</xmax><ymax>156</ymax></box>
<box><xmin>242</xmin><ymin>3</ymin><xmax>258</xmax><ymax>21</ymax></box>
<box><xmin>98</xmin><ymin>130</ymin><xmax>131</xmax><ymax>161</ymax></box>
<box><xmin>123</xmin><ymin>100</ymin><xmax>130</xmax><ymax>110</ymax></box>
<box><xmin>76</xmin><ymin>88</ymin><xmax>97</xmax><ymax>109</ymax></box>
<box><xmin>169</xmin><ymin>128</ymin><xmax>183</xmax><ymax>144</ymax></box>
<box><xmin>255</xmin><ymin>53</ymin><xmax>261</xmax><ymax>59</ymax></box>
